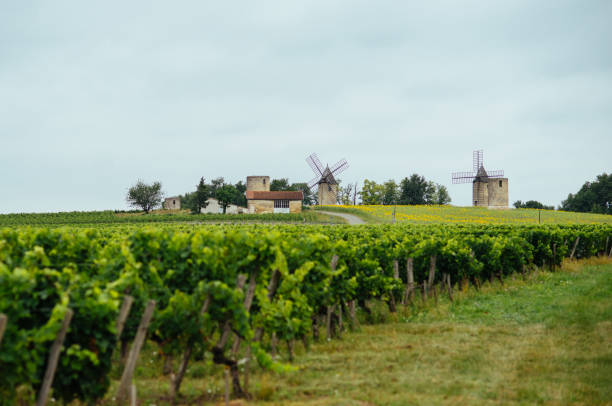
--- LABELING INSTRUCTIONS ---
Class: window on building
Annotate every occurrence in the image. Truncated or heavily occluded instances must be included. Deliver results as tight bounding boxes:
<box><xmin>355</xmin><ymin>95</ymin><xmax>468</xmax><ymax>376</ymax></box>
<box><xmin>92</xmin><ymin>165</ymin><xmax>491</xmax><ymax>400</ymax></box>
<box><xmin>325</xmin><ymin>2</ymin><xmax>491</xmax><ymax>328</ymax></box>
<box><xmin>263</xmin><ymin>178</ymin><xmax>266</xmax><ymax>185</ymax></box>
<box><xmin>499</xmin><ymin>180</ymin><xmax>502</xmax><ymax>187</ymax></box>
<box><xmin>274</xmin><ymin>199</ymin><xmax>290</xmax><ymax>208</ymax></box>
<box><xmin>475</xmin><ymin>200</ymin><xmax>478</xmax><ymax>205</ymax></box>
<box><xmin>173</xmin><ymin>200</ymin><xmax>176</xmax><ymax>205</ymax></box>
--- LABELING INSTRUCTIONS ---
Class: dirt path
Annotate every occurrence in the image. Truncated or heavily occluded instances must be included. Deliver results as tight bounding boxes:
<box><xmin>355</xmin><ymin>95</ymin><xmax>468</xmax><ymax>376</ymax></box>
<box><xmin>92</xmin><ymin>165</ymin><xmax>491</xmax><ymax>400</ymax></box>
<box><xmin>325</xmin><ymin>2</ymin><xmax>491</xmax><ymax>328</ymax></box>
<box><xmin>317</xmin><ymin>211</ymin><xmax>366</xmax><ymax>225</ymax></box>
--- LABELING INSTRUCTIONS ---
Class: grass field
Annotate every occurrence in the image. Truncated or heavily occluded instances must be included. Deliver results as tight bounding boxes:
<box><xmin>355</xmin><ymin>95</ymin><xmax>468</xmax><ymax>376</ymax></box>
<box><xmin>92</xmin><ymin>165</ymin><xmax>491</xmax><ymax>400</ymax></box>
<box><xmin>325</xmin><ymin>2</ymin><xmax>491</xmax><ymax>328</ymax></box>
<box><xmin>107</xmin><ymin>258</ymin><xmax>612</xmax><ymax>406</ymax></box>
<box><xmin>318</xmin><ymin>205</ymin><xmax>612</xmax><ymax>225</ymax></box>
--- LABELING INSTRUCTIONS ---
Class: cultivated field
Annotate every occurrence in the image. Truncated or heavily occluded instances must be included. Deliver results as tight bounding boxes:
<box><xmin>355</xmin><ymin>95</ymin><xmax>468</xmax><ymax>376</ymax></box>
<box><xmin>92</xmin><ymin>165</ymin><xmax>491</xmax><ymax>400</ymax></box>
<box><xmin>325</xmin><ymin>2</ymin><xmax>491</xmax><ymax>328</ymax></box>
<box><xmin>319</xmin><ymin>205</ymin><xmax>612</xmax><ymax>225</ymax></box>
<box><xmin>1</xmin><ymin>210</ymin><xmax>610</xmax><ymax>405</ymax></box>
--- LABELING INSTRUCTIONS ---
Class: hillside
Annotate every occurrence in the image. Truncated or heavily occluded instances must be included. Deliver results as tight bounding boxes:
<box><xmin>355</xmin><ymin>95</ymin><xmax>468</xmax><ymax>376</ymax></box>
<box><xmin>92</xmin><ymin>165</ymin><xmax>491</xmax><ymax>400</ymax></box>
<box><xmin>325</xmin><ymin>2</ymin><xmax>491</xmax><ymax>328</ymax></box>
<box><xmin>318</xmin><ymin>205</ymin><xmax>612</xmax><ymax>225</ymax></box>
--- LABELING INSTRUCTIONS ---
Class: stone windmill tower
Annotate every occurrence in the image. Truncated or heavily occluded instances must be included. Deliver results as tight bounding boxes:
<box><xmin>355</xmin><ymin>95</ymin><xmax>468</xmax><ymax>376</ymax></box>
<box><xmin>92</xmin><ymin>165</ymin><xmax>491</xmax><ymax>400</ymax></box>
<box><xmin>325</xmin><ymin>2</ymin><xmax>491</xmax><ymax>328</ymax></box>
<box><xmin>452</xmin><ymin>150</ymin><xmax>508</xmax><ymax>208</ymax></box>
<box><xmin>306</xmin><ymin>153</ymin><xmax>349</xmax><ymax>205</ymax></box>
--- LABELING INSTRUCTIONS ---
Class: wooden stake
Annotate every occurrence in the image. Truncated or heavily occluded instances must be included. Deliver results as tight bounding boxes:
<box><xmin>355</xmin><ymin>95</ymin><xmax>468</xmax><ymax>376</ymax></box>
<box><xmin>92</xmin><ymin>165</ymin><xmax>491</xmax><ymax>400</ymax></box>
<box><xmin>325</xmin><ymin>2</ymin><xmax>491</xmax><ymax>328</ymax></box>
<box><xmin>0</xmin><ymin>313</ymin><xmax>7</xmax><ymax>346</ymax></box>
<box><xmin>116</xmin><ymin>300</ymin><xmax>156</xmax><ymax>403</ymax></box>
<box><xmin>428</xmin><ymin>255</ymin><xmax>437</xmax><ymax>289</ymax></box>
<box><xmin>36</xmin><ymin>308</ymin><xmax>73</xmax><ymax>406</ymax></box>
<box><xmin>446</xmin><ymin>274</ymin><xmax>453</xmax><ymax>302</ymax></box>
<box><xmin>552</xmin><ymin>243</ymin><xmax>557</xmax><ymax>271</ymax></box>
<box><xmin>570</xmin><ymin>236</ymin><xmax>580</xmax><ymax>259</ymax></box>
<box><xmin>393</xmin><ymin>260</ymin><xmax>399</xmax><ymax>279</ymax></box>
<box><xmin>224</xmin><ymin>368</ymin><xmax>230</xmax><ymax>406</ymax></box>
<box><xmin>130</xmin><ymin>383</ymin><xmax>137</xmax><ymax>406</ymax></box>
<box><xmin>404</xmin><ymin>258</ymin><xmax>414</xmax><ymax>304</ymax></box>
<box><xmin>115</xmin><ymin>295</ymin><xmax>134</xmax><ymax>339</ymax></box>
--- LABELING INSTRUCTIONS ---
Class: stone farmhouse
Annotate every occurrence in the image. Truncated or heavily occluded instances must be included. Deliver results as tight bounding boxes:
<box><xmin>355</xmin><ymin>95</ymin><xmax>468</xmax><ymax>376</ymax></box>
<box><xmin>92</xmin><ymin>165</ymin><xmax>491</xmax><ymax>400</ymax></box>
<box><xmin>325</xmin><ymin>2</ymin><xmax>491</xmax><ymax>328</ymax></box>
<box><xmin>246</xmin><ymin>176</ymin><xmax>303</xmax><ymax>214</ymax></box>
<box><xmin>163</xmin><ymin>197</ymin><xmax>181</xmax><ymax>210</ymax></box>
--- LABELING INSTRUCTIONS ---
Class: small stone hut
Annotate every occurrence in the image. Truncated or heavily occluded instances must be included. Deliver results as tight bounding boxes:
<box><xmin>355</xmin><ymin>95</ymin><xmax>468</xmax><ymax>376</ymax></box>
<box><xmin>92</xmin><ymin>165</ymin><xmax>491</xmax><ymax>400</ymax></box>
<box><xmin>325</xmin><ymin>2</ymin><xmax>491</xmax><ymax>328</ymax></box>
<box><xmin>163</xmin><ymin>197</ymin><xmax>181</xmax><ymax>210</ymax></box>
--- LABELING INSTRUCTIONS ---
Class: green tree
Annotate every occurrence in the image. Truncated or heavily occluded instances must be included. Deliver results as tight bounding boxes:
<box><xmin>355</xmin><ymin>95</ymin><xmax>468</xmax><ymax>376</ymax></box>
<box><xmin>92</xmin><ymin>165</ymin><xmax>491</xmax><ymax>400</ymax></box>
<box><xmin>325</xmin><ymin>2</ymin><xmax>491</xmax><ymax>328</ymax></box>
<box><xmin>216</xmin><ymin>184</ymin><xmax>238</xmax><ymax>214</ymax></box>
<box><xmin>291</xmin><ymin>182</ymin><xmax>316</xmax><ymax>206</ymax></box>
<box><xmin>513</xmin><ymin>200</ymin><xmax>553</xmax><ymax>210</ymax></box>
<box><xmin>382</xmin><ymin>180</ymin><xmax>398</xmax><ymax>205</ymax></box>
<box><xmin>210</xmin><ymin>177</ymin><xmax>225</xmax><ymax>197</ymax></box>
<box><xmin>398</xmin><ymin>175</ymin><xmax>428</xmax><ymax>205</ymax></box>
<box><xmin>270</xmin><ymin>178</ymin><xmax>291</xmax><ymax>191</ymax></box>
<box><xmin>191</xmin><ymin>177</ymin><xmax>211</xmax><ymax>214</ymax></box>
<box><xmin>561</xmin><ymin>173</ymin><xmax>611</xmax><ymax>214</ymax></box>
<box><xmin>126</xmin><ymin>180</ymin><xmax>163</xmax><ymax>213</ymax></box>
<box><xmin>432</xmin><ymin>184</ymin><xmax>452</xmax><ymax>205</ymax></box>
<box><xmin>360</xmin><ymin>179</ymin><xmax>384</xmax><ymax>205</ymax></box>
<box><xmin>233</xmin><ymin>181</ymin><xmax>247</xmax><ymax>207</ymax></box>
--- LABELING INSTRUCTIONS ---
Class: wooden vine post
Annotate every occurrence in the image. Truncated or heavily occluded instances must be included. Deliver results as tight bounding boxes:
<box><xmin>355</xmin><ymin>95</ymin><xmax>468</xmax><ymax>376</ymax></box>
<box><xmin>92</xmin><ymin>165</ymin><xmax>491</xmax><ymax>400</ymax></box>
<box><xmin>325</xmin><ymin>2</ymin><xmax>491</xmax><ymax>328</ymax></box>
<box><xmin>0</xmin><ymin>313</ymin><xmax>7</xmax><ymax>347</ymax></box>
<box><xmin>36</xmin><ymin>308</ymin><xmax>73</xmax><ymax>406</ymax></box>
<box><xmin>403</xmin><ymin>258</ymin><xmax>414</xmax><ymax>304</ymax></box>
<box><xmin>427</xmin><ymin>255</ymin><xmax>437</xmax><ymax>290</ymax></box>
<box><xmin>570</xmin><ymin>236</ymin><xmax>580</xmax><ymax>259</ymax></box>
<box><xmin>115</xmin><ymin>295</ymin><xmax>134</xmax><ymax>340</ymax></box>
<box><xmin>445</xmin><ymin>273</ymin><xmax>453</xmax><ymax>302</ymax></box>
<box><xmin>116</xmin><ymin>300</ymin><xmax>156</xmax><ymax>403</ymax></box>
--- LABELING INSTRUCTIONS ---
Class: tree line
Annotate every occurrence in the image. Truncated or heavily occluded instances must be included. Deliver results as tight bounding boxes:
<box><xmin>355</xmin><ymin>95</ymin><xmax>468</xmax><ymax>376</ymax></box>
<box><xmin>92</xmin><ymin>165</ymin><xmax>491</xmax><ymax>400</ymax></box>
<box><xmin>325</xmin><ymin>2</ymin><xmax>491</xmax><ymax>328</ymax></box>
<box><xmin>359</xmin><ymin>175</ymin><xmax>451</xmax><ymax>205</ymax></box>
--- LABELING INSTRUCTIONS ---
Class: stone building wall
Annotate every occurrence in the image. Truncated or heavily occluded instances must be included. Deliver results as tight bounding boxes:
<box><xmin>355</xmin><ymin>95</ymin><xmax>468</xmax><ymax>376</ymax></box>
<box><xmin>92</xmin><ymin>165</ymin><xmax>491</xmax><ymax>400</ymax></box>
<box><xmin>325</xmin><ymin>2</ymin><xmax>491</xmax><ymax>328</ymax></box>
<box><xmin>246</xmin><ymin>176</ymin><xmax>270</xmax><ymax>192</ymax></box>
<box><xmin>487</xmin><ymin>178</ymin><xmax>508</xmax><ymax>208</ymax></box>
<box><xmin>289</xmin><ymin>201</ymin><xmax>302</xmax><ymax>213</ymax></box>
<box><xmin>472</xmin><ymin>181</ymin><xmax>488</xmax><ymax>207</ymax></box>
<box><xmin>247</xmin><ymin>199</ymin><xmax>302</xmax><ymax>214</ymax></box>
<box><xmin>317</xmin><ymin>183</ymin><xmax>338</xmax><ymax>205</ymax></box>
<box><xmin>164</xmin><ymin>197</ymin><xmax>181</xmax><ymax>210</ymax></box>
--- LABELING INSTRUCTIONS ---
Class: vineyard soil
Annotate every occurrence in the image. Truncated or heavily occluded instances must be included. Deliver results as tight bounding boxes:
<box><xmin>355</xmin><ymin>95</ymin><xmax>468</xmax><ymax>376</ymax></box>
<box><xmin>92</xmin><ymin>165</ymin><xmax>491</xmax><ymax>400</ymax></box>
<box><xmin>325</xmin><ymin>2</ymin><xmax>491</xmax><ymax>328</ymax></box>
<box><xmin>107</xmin><ymin>259</ymin><xmax>612</xmax><ymax>406</ymax></box>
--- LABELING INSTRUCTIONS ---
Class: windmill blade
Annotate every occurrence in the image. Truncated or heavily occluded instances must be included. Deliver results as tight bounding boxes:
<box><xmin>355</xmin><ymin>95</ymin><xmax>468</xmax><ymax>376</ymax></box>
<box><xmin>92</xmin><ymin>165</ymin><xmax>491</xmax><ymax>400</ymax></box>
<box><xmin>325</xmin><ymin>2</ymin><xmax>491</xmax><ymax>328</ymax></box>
<box><xmin>487</xmin><ymin>170</ymin><xmax>504</xmax><ymax>178</ymax></box>
<box><xmin>452</xmin><ymin>171</ymin><xmax>476</xmax><ymax>184</ymax></box>
<box><xmin>329</xmin><ymin>158</ymin><xmax>349</xmax><ymax>177</ymax></box>
<box><xmin>473</xmin><ymin>150</ymin><xmax>483</xmax><ymax>172</ymax></box>
<box><xmin>306</xmin><ymin>153</ymin><xmax>324</xmax><ymax>176</ymax></box>
<box><xmin>308</xmin><ymin>175</ymin><xmax>320</xmax><ymax>190</ymax></box>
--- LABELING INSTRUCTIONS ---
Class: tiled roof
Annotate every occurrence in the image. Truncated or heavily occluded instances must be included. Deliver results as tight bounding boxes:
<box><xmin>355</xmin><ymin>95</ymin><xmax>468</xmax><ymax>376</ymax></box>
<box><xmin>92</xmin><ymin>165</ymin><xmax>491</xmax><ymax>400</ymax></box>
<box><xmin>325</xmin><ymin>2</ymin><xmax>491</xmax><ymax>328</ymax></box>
<box><xmin>246</xmin><ymin>191</ymin><xmax>304</xmax><ymax>200</ymax></box>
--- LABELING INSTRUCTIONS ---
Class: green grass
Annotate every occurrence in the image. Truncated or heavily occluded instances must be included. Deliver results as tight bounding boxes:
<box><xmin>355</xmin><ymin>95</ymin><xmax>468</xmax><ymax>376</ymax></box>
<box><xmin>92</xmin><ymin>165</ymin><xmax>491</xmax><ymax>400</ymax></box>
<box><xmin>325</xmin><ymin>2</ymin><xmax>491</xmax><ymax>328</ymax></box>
<box><xmin>105</xmin><ymin>259</ymin><xmax>612</xmax><ymax>406</ymax></box>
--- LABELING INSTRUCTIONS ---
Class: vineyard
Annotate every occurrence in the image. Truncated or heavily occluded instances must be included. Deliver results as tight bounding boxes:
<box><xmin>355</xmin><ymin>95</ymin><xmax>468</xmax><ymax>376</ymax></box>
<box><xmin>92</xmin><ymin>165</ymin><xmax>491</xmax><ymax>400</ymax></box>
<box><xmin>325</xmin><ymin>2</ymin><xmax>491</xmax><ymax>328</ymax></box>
<box><xmin>0</xmin><ymin>210</ymin><xmax>341</xmax><ymax>226</ymax></box>
<box><xmin>0</xmin><ymin>221</ymin><xmax>611</xmax><ymax>404</ymax></box>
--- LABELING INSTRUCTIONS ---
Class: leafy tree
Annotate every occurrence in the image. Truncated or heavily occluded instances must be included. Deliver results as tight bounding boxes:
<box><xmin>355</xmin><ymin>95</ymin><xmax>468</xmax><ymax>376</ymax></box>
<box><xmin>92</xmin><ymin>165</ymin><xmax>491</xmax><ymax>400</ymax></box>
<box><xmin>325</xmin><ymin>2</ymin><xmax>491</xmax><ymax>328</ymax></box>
<box><xmin>398</xmin><ymin>175</ymin><xmax>428</xmax><ymax>205</ymax></box>
<box><xmin>233</xmin><ymin>181</ymin><xmax>247</xmax><ymax>207</ymax></box>
<box><xmin>561</xmin><ymin>173</ymin><xmax>611</xmax><ymax>214</ymax></box>
<box><xmin>513</xmin><ymin>200</ymin><xmax>554</xmax><ymax>210</ymax></box>
<box><xmin>216</xmin><ymin>184</ymin><xmax>238</xmax><ymax>214</ymax></box>
<box><xmin>382</xmin><ymin>180</ymin><xmax>398</xmax><ymax>205</ymax></box>
<box><xmin>270</xmin><ymin>178</ymin><xmax>291</xmax><ymax>191</ymax></box>
<box><xmin>291</xmin><ymin>182</ymin><xmax>316</xmax><ymax>206</ymax></box>
<box><xmin>126</xmin><ymin>180</ymin><xmax>163</xmax><ymax>213</ymax></box>
<box><xmin>360</xmin><ymin>179</ymin><xmax>384</xmax><ymax>205</ymax></box>
<box><xmin>191</xmin><ymin>177</ymin><xmax>211</xmax><ymax>214</ymax></box>
<box><xmin>431</xmin><ymin>184</ymin><xmax>451</xmax><ymax>205</ymax></box>
<box><xmin>210</xmin><ymin>177</ymin><xmax>225</xmax><ymax>197</ymax></box>
<box><xmin>338</xmin><ymin>182</ymin><xmax>356</xmax><ymax>205</ymax></box>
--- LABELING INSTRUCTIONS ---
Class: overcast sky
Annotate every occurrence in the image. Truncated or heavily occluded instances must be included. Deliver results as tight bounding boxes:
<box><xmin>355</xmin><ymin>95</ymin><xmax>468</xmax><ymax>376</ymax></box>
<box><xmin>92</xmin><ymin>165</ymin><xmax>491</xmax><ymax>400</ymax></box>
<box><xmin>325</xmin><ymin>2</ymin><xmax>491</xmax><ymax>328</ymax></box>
<box><xmin>1</xmin><ymin>1</ymin><xmax>610</xmax><ymax>213</ymax></box>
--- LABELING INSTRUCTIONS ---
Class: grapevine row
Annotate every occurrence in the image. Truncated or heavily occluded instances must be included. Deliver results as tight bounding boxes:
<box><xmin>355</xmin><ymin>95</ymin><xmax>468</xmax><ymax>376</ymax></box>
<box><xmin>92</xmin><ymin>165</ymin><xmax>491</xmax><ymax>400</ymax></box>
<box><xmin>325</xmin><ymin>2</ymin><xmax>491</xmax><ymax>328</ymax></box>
<box><xmin>0</xmin><ymin>223</ymin><xmax>610</xmax><ymax>404</ymax></box>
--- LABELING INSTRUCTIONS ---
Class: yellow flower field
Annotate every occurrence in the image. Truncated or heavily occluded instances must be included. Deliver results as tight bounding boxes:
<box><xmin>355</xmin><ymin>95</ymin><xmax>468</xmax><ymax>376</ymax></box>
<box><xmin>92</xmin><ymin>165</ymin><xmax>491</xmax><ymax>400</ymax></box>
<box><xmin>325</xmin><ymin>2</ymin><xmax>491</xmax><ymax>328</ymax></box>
<box><xmin>323</xmin><ymin>205</ymin><xmax>612</xmax><ymax>225</ymax></box>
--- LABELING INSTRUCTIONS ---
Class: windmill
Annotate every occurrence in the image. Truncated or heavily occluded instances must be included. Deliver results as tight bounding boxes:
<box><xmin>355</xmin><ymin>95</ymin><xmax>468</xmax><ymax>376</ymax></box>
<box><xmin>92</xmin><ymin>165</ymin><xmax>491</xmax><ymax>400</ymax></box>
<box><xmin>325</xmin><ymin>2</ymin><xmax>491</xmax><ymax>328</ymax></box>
<box><xmin>452</xmin><ymin>150</ymin><xmax>508</xmax><ymax>208</ymax></box>
<box><xmin>306</xmin><ymin>153</ymin><xmax>349</xmax><ymax>205</ymax></box>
